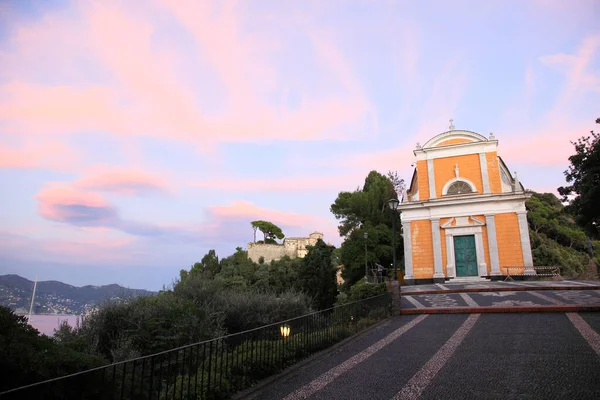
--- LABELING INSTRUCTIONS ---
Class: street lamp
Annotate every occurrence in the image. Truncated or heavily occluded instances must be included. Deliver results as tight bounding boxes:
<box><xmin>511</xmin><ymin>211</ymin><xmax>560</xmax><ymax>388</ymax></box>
<box><xmin>280</xmin><ymin>325</ymin><xmax>291</xmax><ymax>338</ymax></box>
<box><xmin>364</xmin><ymin>231</ymin><xmax>368</xmax><ymax>281</ymax></box>
<box><xmin>387</xmin><ymin>198</ymin><xmax>400</xmax><ymax>281</ymax></box>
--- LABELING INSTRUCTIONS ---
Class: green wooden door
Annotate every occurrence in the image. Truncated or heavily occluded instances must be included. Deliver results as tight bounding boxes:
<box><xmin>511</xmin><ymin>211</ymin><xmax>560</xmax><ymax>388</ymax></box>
<box><xmin>454</xmin><ymin>235</ymin><xmax>478</xmax><ymax>277</ymax></box>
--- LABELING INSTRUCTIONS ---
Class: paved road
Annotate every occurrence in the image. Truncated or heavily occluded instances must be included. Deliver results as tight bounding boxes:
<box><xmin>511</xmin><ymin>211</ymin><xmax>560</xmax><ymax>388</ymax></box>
<box><xmin>242</xmin><ymin>313</ymin><xmax>600</xmax><ymax>400</ymax></box>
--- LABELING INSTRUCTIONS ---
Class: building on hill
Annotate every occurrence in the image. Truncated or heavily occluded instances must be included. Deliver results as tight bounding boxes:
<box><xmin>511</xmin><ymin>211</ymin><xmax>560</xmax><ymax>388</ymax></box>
<box><xmin>398</xmin><ymin>122</ymin><xmax>534</xmax><ymax>285</ymax></box>
<box><xmin>248</xmin><ymin>232</ymin><xmax>324</xmax><ymax>264</ymax></box>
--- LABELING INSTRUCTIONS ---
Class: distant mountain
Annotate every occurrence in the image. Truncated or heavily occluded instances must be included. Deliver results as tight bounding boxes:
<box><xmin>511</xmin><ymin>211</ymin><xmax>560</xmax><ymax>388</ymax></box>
<box><xmin>0</xmin><ymin>274</ymin><xmax>156</xmax><ymax>315</ymax></box>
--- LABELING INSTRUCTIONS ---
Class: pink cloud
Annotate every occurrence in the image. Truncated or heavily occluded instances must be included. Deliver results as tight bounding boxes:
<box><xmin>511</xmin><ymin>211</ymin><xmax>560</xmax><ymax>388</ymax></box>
<box><xmin>155</xmin><ymin>0</ymin><xmax>274</xmax><ymax>110</ymax></box>
<box><xmin>540</xmin><ymin>35</ymin><xmax>600</xmax><ymax>116</ymax></box>
<box><xmin>0</xmin><ymin>82</ymin><xmax>121</xmax><ymax>136</ymax></box>
<box><xmin>498</xmin><ymin>120</ymin><xmax>594</xmax><ymax>166</ymax></box>
<box><xmin>34</xmin><ymin>187</ymin><xmax>118</xmax><ymax>226</ymax></box>
<box><xmin>332</xmin><ymin>143</ymin><xmax>416</xmax><ymax>173</ymax></box>
<box><xmin>209</xmin><ymin>200</ymin><xmax>324</xmax><ymax>227</ymax></box>
<box><xmin>0</xmin><ymin>0</ymin><xmax>372</xmax><ymax>152</ymax></box>
<box><xmin>34</xmin><ymin>181</ymin><xmax>197</xmax><ymax>239</ymax></box>
<box><xmin>75</xmin><ymin>168</ymin><xmax>170</xmax><ymax>196</ymax></box>
<box><xmin>0</xmin><ymin>139</ymin><xmax>80</xmax><ymax>170</ymax></box>
<box><xmin>191</xmin><ymin>174</ymin><xmax>360</xmax><ymax>193</ymax></box>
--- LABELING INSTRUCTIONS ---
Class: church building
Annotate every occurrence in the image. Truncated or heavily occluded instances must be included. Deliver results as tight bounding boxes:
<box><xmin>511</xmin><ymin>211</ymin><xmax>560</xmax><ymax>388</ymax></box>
<box><xmin>398</xmin><ymin>122</ymin><xmax>534</xmax><ymax>284</ymax></box>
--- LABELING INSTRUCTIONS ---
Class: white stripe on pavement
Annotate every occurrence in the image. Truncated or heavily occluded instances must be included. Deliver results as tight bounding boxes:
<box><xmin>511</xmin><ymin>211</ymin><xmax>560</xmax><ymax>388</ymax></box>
<box><xmin>459</xmin><ymin>293</ymin><xmax>479</xmax><ymax>307</ymax></box>
<box><xmin>283</xmin><ymin>315</ymin><xmax>429</xmax><ymax>400</ymax></box>
<box><xmin>565</xmin><ymin>281</ymin><xmax>598</xmax><ymax>287</ymax></box>
<box><xmin>567</xmin><ymin>313</ymin><xmax>600</xmax><ymax>356</ymax></box>
<box><xmin>528</xmin><ymin>291</ymin><xmax>565</xmax><ymax>305</ymax></box>
<box><xmin>435</xmin><ymin>283</ymin><xmax>449</xmax><ymax>290</ymax></box>
<box><xmin>393</xmin><ymin>314</ymin><xmax>480</xmax><ymax>400</ymax></box>
<box><xmin>404</xmin><ymin>296</ymin><xmax>426</xmax><ymax>309</ymax></box>
<box><xmin>504</xmin><ymin>281</ymin><xmax>529</xmax><ymax>287</ymax></box>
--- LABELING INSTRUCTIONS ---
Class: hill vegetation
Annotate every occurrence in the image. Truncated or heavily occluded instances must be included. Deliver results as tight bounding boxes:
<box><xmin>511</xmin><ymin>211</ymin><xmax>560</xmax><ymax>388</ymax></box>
<box><xmin>527</xmin><ymin>192</ymin><xmax>599</xmax><ymax>277</ymax></box>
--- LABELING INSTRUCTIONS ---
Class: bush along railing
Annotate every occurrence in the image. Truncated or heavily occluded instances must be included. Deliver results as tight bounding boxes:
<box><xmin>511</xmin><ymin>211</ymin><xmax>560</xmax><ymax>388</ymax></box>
<box><xmin>0</xmin><ymin>293</ymin><xmax>391</xmax><ymax>400</ymax></box>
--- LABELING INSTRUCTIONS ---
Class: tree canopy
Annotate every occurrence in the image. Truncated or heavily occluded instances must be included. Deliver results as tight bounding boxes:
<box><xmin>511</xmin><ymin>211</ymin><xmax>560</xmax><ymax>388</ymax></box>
<box><xmin>296</xmin><ymin>239</ymin><xmax>338</xmax><ymax>310</ymax></box>
<box><xmin>250</xmin><ymin>220</ymin><xmax>285</xmax><ymax>244</ymax></box>
<box><xmin>331</xmin><ymin>171</ymin><xmax>402</xmax><ymax>288</ymax></box>
<box><xmin>558</xmin><ymin>118</ymin><xmax>600</xmax><ymax>237</ymax></box>
<box><xmin>330</xmin><ymin>170</ymin><xmax>398</xmax><ymax>237</ymax></box>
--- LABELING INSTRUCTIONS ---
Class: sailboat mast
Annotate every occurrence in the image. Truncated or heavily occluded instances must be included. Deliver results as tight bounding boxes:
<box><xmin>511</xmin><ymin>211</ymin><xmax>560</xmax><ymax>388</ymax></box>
<box><xmin>27</xmin><ymin>277</ymin><xmax>38</xmax><ymax>321</ymax></box>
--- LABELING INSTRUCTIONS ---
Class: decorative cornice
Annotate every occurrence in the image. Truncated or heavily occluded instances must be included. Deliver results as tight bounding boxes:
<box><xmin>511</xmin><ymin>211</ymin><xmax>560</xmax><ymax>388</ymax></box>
<box><xmin>398</xmin><ymin>191</ymin><xmax>532</xmax><ymax>211</ymax></box>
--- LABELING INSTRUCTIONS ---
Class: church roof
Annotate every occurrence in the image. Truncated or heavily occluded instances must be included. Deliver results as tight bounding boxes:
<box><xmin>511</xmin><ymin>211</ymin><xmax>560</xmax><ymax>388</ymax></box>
<box><xmin>421</xmin><ymin>129</ymin><xmax>490</xmax><ymax>149</ymax></box>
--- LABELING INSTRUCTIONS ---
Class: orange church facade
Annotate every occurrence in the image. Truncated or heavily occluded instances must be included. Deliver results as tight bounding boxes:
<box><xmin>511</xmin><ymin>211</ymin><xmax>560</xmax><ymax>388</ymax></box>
<box><xmin>399</xmin><ymin>127</ymin><xmax>534</xmax><ymax>284</ymax></box>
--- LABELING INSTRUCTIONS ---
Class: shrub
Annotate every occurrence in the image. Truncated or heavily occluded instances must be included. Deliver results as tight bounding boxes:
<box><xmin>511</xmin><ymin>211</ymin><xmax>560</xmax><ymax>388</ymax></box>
<box><xmin>348</xmin><ymin>279</ymin><xmax>387</xmax><ymax>302</ymax></box>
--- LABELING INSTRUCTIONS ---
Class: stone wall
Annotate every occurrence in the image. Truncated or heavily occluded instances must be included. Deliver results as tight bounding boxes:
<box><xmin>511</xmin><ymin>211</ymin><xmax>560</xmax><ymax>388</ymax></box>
<box><xmin>247</xmin><ymin>243</ymin><xmax>286</xmax><ymax>264</ymax></box>
<box><xmin>248</xmin><ymin>232</ymin><xmax>324</xmax><ymax>263</ymax></box>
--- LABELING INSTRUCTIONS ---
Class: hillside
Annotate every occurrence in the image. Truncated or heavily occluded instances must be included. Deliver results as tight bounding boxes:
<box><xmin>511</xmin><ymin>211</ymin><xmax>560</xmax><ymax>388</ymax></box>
<box><xmin>0</xmin><ymin>274</ymin><xmax>156</xmax><ymax>315</ymax></box>
<box><xmin>527</xmin><ymin>192</ymin><xmax>600</xmax><ymax>278</ymax></box>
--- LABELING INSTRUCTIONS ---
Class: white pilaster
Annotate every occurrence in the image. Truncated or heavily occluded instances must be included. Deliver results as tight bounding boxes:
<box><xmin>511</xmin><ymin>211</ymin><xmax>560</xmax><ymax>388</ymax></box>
<box><xmin>475</xmin><ymin>231</ymin><xmax>488</xmax><ymax>276</ymax></box>
<box><xmin>402</xmin><ymin>221</ymin><xmax>414</xmax><ymax>279</ymax></box>
<box><xmin>485</xmin><ymin>214</ymin><xmax>502</xmax><ymax>275</ymax></box>
<box><xmin>446</xmin><ymin>234</ymin><xmax>456</xmax><ymax>278</ymax></box>
<box><xmin>479</xmin><ymin>153</ymin><xmax>491</xmax><ymax>194</ymax></box>
<box><xmin>427</xmin><ymin>159</ymin><xmax>437</xmax><ymax>199</ymax></box>
<box><xmin>517</xmin><ymin>211</ymin><xmax>535</xmax><ymax>272</ymax></box>
<box><xmin>431</xmin><ymin>218</ymin><xmax>444</xmax><ymax>278</ymax></box>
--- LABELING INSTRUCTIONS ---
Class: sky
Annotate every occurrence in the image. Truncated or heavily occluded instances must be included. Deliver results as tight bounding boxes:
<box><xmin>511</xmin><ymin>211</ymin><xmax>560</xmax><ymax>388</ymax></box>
<box><xmin>0</xmin><ymin>0</ymin><xmax>599</xmax><ymax>291</ymax></box>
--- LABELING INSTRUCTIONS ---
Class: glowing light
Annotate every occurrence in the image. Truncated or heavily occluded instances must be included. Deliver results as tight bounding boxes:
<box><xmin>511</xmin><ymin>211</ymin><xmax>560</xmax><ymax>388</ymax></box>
<box><xmin>280</xmin><ymin>325</ymin><xmax>291</xmax><ymax>337</ymax></box>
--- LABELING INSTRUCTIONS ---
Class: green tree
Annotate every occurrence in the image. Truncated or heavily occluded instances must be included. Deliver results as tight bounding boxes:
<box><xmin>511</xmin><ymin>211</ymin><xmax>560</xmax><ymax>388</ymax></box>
<box><xmin>340</xmin><ymin>224</ymin><xmax>395</xmax><ymax>287</ymax></box>
<box><xmin>180</xmin><ymin>249</ymin><xmax>220</xmax><ymax>281</ymax></box>
<box><xmin>331</xmin><ymin>171</ymin><xmax>401</xmax><ymax>288</ymax></box>
<box><xmin>216</xmin><ymin>247</ymin><xmax>258</xmax><ymax>288</ymax></box>
<box><xmin>296</xmin><ymin>239</ymin><xmax>338</xmax><ymax>310</ymax></box>
<box><xmin>263</xmin><ymin>256</ymin><xmax>301</xmax><ymax>294</ymax></box>
<box><xmin>558</xmin><ymin>118</ymin><xmax>600</xmax><ymax>237</ymax></box>
<box><xmin>330</xmin><ymin>171</ymin><xmax>397</xmax><ymax>237</ymax></box>
<box><xmin>387</xmin><ymin>170</ymin><xmax>406</xmax><ymax>197</ymax></box>
<box><xmin>198</xmin><ymin>249</ymin><xmax>220</xmax><ymax>276</ymax></box>
<box><xmin>251</xmin><ymin>220</ymin><xmax>285</xmax><ymax>243</ymax></box>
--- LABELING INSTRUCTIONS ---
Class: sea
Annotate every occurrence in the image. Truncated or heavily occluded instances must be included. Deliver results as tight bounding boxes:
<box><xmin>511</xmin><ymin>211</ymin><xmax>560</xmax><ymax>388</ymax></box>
<box><xmin>26</xmin><ymin>314</ymin><xmax>81</xmax><ymax>336</ymax></box>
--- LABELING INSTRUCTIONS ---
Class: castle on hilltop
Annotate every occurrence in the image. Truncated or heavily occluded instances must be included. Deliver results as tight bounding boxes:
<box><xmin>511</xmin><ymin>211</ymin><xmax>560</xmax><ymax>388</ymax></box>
<box><xmin>248</xmin><ymin>232</ymin><xmax>324</xmax><ymax>264</ymax></box>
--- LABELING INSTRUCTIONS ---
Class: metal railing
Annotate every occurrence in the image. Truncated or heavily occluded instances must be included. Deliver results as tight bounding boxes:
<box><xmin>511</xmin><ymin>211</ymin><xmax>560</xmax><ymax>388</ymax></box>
<box><xmin>1</xmin><ymin>293</ymin><xmax>391</xmax><ymax>400</ymax></box>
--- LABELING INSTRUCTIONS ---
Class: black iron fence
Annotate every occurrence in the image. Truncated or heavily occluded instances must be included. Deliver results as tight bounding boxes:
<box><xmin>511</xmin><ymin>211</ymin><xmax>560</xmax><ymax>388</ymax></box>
<box><xmin>0</xmin><ymin>293</ymin><xmax>391</xmax><ymax>400</ymax></box>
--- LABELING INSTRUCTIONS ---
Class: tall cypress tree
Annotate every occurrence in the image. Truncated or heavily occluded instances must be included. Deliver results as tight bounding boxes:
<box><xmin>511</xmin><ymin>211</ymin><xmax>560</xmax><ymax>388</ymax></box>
<box><xmin>297</xmin><ymin>239</ymin><xmax>337</xmax><ymax>310</ymax></box>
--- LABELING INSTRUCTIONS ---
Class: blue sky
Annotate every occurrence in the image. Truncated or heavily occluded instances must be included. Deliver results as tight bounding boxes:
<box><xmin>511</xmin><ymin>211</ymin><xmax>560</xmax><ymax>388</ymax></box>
<box><xmin>1</xmin><ymin>0</ymin><xmax>599</xmax><ymax>290</ymax></box>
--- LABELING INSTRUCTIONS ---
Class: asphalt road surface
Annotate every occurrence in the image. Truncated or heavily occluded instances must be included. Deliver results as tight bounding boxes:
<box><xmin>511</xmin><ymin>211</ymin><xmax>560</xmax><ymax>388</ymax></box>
<box><xmin>242</xmin><ymin>313</ymin><xmax>600</xmax><ymax>400</ymax></box>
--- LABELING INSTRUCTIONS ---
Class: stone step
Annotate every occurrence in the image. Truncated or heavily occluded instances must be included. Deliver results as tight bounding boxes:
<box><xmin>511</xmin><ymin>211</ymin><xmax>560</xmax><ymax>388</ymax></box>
<box><xmin>445</xmin><ymin>277</ymin><xmax>491</xmax><ymax>283</ymax></box>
